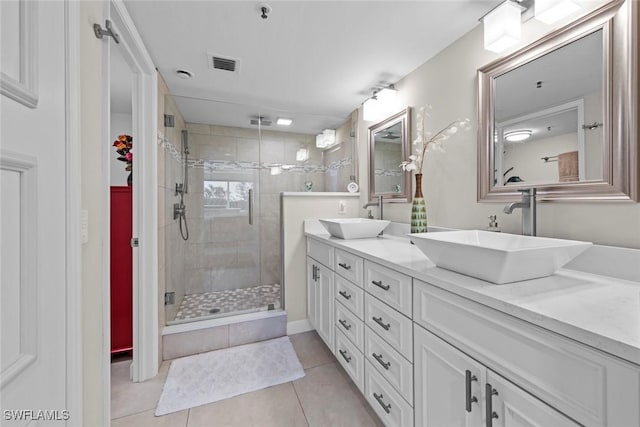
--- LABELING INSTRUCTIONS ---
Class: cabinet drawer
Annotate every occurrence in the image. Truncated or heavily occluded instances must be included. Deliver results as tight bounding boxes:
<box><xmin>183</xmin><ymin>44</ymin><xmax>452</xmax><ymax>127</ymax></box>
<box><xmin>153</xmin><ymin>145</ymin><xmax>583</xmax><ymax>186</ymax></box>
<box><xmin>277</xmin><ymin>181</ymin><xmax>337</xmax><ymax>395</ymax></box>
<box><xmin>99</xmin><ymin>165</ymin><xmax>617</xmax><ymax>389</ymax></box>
<box><xmin>334</xmin><ymin>248</ymin><xmax>364</xmax><ymax>286</ymax></box>
<box><xmin>307</xmin><ymin>238</ymin><xmax>333</xmax><ymax>269</ymax></box>
<box><xmin>364</xmin><ymin>260</ymin><xmax>412</xmax><ymax>316</ymax></box>
<box><xmin>365</xmin><ymin>326</ymin><xmax>413</xmax><ymax>406</ymax></box>
<box><xmin>335</xmin><ymin>300</ymin><xmax>364</xmax><ymax>351</ymax></box>
<box><xmin>335</xmin><ymin>275</ymin><xmax>364</xmax><ymax>320</ymax></box>
<box><xmin>365</xmin><ymin>360</ymin><xmax>413</xmax><ymax>427</ymax></box>
<box><xmin>365</xmin><ymin>294</ymin><xmax>413</xmax><ymax>362</ymax></box>
<box><xmin>414</xmin><ymin>279</ymin><xmax>640</xmax><ymax>427</ymax></box>
<box><xmin>335</xmin><ymin>328</ymin><xmax>364</xmax><ymax>393</ymax></box>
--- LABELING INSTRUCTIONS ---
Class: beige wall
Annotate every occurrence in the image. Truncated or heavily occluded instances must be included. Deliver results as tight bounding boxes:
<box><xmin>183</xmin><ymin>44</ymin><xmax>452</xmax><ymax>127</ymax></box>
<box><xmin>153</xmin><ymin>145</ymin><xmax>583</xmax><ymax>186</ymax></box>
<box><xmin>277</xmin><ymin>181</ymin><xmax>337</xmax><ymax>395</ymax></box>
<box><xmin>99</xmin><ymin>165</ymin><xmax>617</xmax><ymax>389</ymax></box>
<box><xmin>282</xmin><ymin>195</ymin><xmax>360</xmax><ymax>323</ymax></box>
<box><xmin>357</xmin><ymin>3</ymin><xmax>640</xmax><ymax>249</ymax></box>
<box><xmin>80</xmin><ymin>1</ymin><xmax>107</xmax><ymax>425</ymax></box>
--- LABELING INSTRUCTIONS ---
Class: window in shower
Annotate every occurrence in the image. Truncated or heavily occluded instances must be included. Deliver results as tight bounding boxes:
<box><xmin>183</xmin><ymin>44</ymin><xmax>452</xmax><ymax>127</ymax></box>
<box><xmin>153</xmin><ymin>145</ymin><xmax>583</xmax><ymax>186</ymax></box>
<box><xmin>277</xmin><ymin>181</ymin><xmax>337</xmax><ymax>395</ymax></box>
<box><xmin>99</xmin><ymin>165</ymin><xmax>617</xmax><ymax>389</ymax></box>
<box><xmin>204</xmin><ymin>180</ymin><xmax>253</xmax><ymax>218</ymax></box>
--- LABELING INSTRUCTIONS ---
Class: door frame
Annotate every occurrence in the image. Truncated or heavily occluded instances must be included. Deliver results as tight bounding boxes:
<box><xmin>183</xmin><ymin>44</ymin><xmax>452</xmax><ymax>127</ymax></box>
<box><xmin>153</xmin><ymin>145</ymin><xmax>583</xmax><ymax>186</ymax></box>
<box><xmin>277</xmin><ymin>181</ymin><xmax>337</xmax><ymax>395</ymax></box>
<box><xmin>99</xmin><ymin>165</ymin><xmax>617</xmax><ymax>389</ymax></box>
<box><xmin>104</xmin><ymin>0</ymin><xmax>158</xmax><ymax>392</ymax></box>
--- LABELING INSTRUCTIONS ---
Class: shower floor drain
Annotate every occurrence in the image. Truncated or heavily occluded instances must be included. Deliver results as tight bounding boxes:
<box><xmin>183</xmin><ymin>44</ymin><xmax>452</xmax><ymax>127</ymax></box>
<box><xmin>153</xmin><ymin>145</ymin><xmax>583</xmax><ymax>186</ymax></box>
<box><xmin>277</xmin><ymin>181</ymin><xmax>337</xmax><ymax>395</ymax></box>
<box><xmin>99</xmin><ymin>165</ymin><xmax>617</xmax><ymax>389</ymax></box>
<box><xmin>209</xmin><ymin>308</ymin><xmax>220</xmax><ymax>314</ymax></box>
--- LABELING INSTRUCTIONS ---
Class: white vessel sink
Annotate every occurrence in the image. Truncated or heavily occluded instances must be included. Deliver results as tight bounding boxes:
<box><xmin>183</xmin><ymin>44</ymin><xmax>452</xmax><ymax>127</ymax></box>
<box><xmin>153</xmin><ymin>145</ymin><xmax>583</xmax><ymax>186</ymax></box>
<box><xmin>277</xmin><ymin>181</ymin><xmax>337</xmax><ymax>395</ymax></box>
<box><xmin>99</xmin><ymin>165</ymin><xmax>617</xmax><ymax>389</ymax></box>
<box><xmin>319</xmin><ymin>218</ymin><xmax>390</xmax><ymax>240</ymax></box>
<box><xmin>410</xmin><ymin>230</ymin><xmax>592</xmax><ymax>284</ymax></box>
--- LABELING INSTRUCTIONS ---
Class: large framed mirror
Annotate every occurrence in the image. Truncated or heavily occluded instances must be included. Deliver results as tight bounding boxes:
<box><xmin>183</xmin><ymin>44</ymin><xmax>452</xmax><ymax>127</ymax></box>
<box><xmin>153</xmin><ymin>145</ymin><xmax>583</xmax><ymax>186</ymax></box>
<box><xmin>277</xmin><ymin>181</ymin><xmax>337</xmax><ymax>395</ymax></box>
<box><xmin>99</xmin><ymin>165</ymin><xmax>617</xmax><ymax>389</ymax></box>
<box><xmin>478</xmin><ymin>0</ymin><xmax>638</xmax><ymax>202</ymax></box>
<box><xmin>368</xmin><ymin>107</ymin><xmax>412</xmax><ymax>203</ymax></box>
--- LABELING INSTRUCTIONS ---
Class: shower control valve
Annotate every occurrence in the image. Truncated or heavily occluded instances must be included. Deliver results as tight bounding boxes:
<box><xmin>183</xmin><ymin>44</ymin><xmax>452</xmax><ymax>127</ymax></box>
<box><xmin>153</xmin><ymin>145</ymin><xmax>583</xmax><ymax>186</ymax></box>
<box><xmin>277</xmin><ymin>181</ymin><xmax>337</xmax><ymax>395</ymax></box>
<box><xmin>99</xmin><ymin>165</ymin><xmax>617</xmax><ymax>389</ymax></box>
<box><xmin>175</xmin><ymin>183</ymin><xmax>184</xmax><ymax>196</ymax></box>
<box><xmin>174</xmin><ymin>203</ymin><xmax>186</xmax><ymax>220</ymax></box>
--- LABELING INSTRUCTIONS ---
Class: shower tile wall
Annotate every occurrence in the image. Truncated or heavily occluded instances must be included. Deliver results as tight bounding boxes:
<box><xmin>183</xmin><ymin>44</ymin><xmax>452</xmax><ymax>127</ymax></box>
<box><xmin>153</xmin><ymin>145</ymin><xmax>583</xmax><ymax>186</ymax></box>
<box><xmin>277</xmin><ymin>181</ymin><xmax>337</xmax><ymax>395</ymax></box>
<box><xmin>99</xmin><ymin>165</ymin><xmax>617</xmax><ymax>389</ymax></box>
<box><xmin>159</xmin><ymin>93</ymin><xmax>188</xmax><ymax>322</ymax></box>
<box><xmin>183</xmin><ymin>123</ymin><xmax>333</xmax><ymax>296</ymax></box>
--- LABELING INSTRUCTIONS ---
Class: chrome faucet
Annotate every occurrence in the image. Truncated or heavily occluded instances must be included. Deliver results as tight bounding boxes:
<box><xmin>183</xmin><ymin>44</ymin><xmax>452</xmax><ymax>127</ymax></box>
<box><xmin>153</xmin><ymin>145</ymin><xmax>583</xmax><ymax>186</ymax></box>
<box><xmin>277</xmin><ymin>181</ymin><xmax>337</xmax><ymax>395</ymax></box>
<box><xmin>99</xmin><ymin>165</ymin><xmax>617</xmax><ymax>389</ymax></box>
<box><xmin>503</xmin><ymin>188</ymin><xmax>537</xmax><ymax>236</ymax></box>
<box><xmin>363</xmin><ymin>195</ymin><xmax>384</xmax><ymax>220</ymax></box>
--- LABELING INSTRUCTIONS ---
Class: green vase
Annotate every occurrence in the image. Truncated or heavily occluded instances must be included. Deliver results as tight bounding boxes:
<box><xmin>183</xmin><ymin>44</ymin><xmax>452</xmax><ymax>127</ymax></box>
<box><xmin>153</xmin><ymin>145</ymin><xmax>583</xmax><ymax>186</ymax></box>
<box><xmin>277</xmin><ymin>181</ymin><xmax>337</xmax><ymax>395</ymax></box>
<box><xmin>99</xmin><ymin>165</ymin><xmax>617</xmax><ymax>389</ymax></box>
<box><xmin>411</xmin><ymin>173</ymin><xmax>427</xmax><ymax>233</ymax></box>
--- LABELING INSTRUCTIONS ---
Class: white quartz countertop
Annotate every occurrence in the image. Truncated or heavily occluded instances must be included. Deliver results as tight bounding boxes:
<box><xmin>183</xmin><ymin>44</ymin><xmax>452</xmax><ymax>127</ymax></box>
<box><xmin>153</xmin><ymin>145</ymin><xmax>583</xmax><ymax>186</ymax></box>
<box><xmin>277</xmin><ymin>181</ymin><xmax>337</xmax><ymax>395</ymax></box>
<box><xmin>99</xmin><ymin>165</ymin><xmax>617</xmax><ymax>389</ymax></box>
<box><xmin>305</xmin><ymin>228</ymin><xmax>640</xmax><ymax>367</ymax></box>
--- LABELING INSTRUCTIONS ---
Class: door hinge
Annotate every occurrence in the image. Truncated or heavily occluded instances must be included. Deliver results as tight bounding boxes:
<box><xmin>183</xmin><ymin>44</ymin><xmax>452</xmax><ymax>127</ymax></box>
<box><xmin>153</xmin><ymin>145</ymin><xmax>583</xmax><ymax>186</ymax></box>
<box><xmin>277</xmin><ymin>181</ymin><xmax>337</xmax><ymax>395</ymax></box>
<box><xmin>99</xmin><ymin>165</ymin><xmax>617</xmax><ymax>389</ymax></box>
<box><xmin>130</xmin><ymin>237</ymin><xmax>139</xmax><ymax>248</ymax></box>
<box><xmin>165</xmin><ymin>292</ymin><xmax>175</xmax><ymax>306</ymax></box>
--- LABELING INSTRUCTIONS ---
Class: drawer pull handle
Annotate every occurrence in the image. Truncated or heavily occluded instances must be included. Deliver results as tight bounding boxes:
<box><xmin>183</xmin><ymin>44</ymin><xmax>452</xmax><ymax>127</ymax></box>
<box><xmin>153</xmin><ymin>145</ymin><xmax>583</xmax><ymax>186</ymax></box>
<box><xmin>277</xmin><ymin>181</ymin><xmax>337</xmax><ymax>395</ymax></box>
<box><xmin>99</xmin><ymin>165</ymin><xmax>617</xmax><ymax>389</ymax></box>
<box><xmin>339</xmin><ymin>319</ymin><xmax>352</xmax><ymax>330</ymax></box>
<box><xmin>373</xmin><ymin>392</ymin><xmax>391</xmax><ymax>414</ymax></box>
<box><xmin>371</xmin><ymin>280</ymin><xmax>390</xmax><ymax>291</ymax></box>
<box><xmin>338</xmin><ymin>290</ymin><xmax>352</xmax><ymax>300</ymax></box>
<box><xmin>372</xmin><ymin>352</ymin><xmax>391</xmax><ymax>370</ymax></box>
<box><xmin>465</xmin><ymin>370</ymin><xmax>478</xmax><ymax>412</ymax></box>
<box><xmin>339</xmin><ymin>349</ymin><xmax>351</xmax><ymax>363</ymax></box>
<box><xmin>338</xmin><ymin>262</ymin><xmax>352</xmax><ymax>270</ymax></box>
<box><xmin>485</xmin><ymin>383</ymin><xmax>499</xmax><ymax>427</ymax></box>
<box><xmin>372</xmin><ymin>316</ymin><xmax>390</xmax><ymax>331</ymax></box>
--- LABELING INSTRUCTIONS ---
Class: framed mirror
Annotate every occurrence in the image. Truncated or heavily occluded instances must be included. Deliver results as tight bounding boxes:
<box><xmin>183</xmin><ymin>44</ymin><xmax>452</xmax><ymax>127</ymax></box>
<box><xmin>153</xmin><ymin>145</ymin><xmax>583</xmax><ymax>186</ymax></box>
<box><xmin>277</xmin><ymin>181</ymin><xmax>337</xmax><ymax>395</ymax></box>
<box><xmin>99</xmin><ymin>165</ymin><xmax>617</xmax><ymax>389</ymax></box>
<box><xmin>478</xmin><ymin>0</ymin><xmax>638</xmax><ymax>202</ymax></box>
<box><xmin>368</xmin><ymin>107</ymin><xmax>412</xmax><ymax>203</ymax></box>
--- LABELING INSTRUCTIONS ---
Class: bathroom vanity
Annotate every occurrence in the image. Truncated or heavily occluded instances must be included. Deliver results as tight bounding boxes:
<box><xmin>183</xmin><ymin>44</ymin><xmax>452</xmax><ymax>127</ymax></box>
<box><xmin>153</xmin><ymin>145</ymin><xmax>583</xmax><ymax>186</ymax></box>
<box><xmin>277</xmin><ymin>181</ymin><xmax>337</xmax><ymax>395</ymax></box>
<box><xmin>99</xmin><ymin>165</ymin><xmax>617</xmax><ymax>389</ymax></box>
<box><xmin>305</xmin><ymin>222</ymin><xmax>640</xmax><ymax>427</ymax></box>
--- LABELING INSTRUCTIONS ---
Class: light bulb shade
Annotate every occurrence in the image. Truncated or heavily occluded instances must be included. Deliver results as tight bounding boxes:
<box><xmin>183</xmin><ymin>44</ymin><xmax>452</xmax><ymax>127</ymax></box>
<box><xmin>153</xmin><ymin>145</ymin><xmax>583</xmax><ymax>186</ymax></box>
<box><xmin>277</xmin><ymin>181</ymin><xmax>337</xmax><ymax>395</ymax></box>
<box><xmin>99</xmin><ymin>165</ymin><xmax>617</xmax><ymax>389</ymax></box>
<box><xmin>315</xmin><ymin>129</ymin><xmax>336</xmax><ymax>148</ymax></box>
<box><xmin>363</xmin><ymin>96</ymin><xmax>382</xmax><ymax>122</ymax></box>
<box><xmin>535</xmin><ymin>0</ymin><xmax>581</xmax><ymax>24</ymax></box>
<box><xmin>296</xmin><ymin>148</ymin><xmax>309</xmax><ymax>161</ymax></box>
<box><xmin>270</xmin><ymin>166</ymin><xmax>282</xmax><ymax>175</ymax></box>
<box><xmin>376</xmin><ymin>87</ymin><xmax>397</xmax><ymax>104</ymax></box>
<box><xmin>483</xmin><ymin>1</ymin><xmax>521</xmax><ymax>53</ymax></box>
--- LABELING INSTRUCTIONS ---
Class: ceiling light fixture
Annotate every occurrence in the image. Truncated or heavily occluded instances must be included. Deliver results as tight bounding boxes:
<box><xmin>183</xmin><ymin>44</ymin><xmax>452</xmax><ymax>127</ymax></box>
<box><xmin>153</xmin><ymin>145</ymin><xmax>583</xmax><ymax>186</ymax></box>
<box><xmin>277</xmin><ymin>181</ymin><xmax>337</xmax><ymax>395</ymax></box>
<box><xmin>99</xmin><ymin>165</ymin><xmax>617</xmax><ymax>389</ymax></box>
<box><xmin>276</xmin><ymin>117</ymin><xmax>293</xmax><ymax>126</ymax></box>
<box><xmin>482</xmin><ymin>1</ymin><xmax>522</xmax><ymax>53</ymax></box>
<box><xmin>504</xmin><ymin>129</ymin><xmax>532</xmax><ymax>142</ymax></box>
<box><xmin>535</xmin><ymin>0</ymin><xmax>581</xmax><ymax>24</ymax></box>
<box><xmin>315</xmin><ymin>129</ymin><xmax>336</xmax><ymax>149</ymax></box>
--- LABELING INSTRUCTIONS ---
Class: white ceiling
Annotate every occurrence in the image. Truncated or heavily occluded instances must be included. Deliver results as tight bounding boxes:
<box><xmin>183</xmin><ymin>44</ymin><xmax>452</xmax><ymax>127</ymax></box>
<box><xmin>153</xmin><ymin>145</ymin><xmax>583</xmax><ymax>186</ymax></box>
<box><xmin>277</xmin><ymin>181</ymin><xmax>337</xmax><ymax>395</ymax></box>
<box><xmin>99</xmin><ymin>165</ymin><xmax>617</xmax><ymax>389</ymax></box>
<box><xmin>122</xmin><ymin>0</ymin><xmax>500</xmax><ymax>134</ymax></box>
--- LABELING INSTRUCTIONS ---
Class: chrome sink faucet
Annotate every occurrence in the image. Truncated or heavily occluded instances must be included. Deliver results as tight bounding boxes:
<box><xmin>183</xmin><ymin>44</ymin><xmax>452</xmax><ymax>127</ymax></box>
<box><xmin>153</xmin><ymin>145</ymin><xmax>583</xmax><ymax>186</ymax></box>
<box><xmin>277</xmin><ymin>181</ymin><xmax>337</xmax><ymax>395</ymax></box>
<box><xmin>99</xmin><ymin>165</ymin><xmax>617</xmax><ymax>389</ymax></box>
<box><xmin>363</xmin><ymin>195</ymin><xmax>384</xmax><ymax>220</ymax></box>
<box><xmin>503</xmin><ymin>188</ymin><xmax>537</xmax><ymax>236</ymax></box>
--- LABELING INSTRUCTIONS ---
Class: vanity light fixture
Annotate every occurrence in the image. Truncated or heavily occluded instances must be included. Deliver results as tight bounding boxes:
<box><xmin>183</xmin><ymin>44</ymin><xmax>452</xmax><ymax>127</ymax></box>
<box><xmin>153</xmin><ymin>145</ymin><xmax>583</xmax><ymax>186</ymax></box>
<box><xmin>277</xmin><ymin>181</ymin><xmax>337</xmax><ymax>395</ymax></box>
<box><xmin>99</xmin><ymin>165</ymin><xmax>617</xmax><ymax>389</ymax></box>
<box><xmin>315</xmin><ymin>129</ymin><xmax>336</xmax><ymax>149</ymax></box>
<box><xmin>276</xmin><ymin>117</ymin><xmax>293</xmax><ymax>126</ymax></box>
<box><xmin>504</xmin><ymin>129</ymin><xmax>532</xmax><ymax>142</ymax></box>
<box><xmin>482</xmin><ymin>0</ymin><xmax>522</xmax><ymax>53</ymax></box>
<box><xmin>296</xmin><ymin>148</ymin><xmax>309</xmax><ymax>161</ymax></box>
<box><xmin>535</xmin><ymin>0</ymin><xmax>581</xmax><ymax>24</ymax></box>
<box><xmin>362</xmin><ymin>84</ymin><xmax>398</xmax><ymax>122</ymax></box>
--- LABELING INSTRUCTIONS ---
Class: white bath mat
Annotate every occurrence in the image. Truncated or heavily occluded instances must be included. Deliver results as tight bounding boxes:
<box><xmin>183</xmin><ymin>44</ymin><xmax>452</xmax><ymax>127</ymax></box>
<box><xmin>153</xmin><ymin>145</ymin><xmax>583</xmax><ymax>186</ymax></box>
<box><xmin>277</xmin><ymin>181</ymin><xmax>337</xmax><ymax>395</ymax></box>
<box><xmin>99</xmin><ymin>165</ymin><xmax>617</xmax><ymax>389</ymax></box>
<box><xmin>155</xmin><ymin>336</ymin><xmax>305</xmax><ymax>416</ymax></box>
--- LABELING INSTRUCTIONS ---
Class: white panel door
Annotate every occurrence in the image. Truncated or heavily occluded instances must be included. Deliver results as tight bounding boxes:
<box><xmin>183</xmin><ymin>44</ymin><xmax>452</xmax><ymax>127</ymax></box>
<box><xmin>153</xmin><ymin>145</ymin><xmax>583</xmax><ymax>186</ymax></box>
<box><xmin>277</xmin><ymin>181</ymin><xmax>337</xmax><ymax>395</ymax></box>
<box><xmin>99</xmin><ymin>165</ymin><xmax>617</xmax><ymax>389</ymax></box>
<box><xmin>415</xmin><ymin>326</ymin><xmax>484</xmax><ymax>427</ymax></box>
<box><xmin>1</xmin><ymin>0</ymin><xmax>70</xmax><ymax>424</ymax></box>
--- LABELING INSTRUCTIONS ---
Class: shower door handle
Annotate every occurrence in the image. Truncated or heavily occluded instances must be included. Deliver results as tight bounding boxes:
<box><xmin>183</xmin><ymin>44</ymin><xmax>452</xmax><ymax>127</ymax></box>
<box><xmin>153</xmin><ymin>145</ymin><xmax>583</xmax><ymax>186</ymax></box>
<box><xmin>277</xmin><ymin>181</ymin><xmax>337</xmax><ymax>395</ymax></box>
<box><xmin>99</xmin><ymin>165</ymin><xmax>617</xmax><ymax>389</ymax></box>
<box><xmin>248</xmin><ymin>188</ymin><xmax>253</xmax><ymax>225</ymax></box>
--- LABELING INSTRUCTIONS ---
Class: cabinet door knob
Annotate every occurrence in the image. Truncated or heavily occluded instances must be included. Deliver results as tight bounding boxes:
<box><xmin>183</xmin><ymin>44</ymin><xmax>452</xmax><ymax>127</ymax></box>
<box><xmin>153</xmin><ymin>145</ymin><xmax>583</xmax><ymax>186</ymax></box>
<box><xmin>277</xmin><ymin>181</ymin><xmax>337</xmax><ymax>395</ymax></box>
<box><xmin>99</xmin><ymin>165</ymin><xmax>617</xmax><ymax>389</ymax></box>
<box><xmin>338</xmin><ymin>262</ymin><xmax>352</xmax><ymax>270</ymax></box>
<box><xmin>373</xmin><ymin>392</ymin><xmax>391</xmax><ymax>414</ymax></box>
<box><xmin>339</xmin><ymin>349</ymin><xmax>351</xmax><ymax>363</ymax></box>
<box><xmin>339</xmin><ymin>319</ymin><xmax>352</xmax><ymax>330</ymax></box>
<box><xmin>371</xmin><ymin>280</ymin><xmax>390</xmax><ymax>291</ymax></box>
<box><xmin>338</xmin><ymin>290</ymin><xmax>351</xmax><ymax>300</ymax></box>
<box><xmin>372</xmin><ymin>316</ymin><xmax>391</xmax><ymax>331</ymax></box>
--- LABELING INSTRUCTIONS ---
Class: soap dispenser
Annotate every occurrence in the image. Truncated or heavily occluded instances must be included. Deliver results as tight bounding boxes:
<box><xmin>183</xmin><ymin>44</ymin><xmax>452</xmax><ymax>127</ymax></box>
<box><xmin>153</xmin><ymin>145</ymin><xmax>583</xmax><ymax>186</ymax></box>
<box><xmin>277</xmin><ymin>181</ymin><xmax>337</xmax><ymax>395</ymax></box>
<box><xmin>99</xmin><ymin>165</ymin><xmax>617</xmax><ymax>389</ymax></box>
<box><xmin>487</xmin><ymin>215</ymin><xmax>501</xmax><ymax>232</ymax></box>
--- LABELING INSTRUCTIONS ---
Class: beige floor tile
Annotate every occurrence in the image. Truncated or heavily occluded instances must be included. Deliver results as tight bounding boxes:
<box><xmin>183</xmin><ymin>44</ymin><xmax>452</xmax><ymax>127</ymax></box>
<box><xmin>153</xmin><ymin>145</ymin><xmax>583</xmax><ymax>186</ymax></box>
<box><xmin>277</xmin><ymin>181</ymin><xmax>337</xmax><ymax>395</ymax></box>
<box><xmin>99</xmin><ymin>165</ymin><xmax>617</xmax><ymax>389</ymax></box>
<box><xmin>289</xmin><ymin>331</ymin><xmax>335</xmax><ymax>370</ymax></box>
<box><xmin>293</xmin><ymin>362</ymin><xmax>383</xmax><ymax>427</ymax></box>
<box><xmin>111</xmin><ymin>409</ymin><xmax>188</xmax><ymax>427</ymax></box>
<box><xmin>187</xmin><ymin>382</ymin><xmax>308</xmax><ymax>427</ymax></box>
<box><xmin>111</xmin><ymin>360</ymin><xmax>171</xmax><ymax>419</ymax></box>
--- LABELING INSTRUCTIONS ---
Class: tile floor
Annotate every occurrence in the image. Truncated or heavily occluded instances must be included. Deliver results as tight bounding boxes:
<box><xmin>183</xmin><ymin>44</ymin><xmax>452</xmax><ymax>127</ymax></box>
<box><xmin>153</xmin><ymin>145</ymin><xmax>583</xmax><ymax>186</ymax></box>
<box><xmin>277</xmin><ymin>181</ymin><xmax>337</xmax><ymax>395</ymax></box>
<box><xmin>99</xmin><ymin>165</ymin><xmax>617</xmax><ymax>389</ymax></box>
<box><xmin>111</xmin><ymin>331</ymin><xmax>384</xmax><ymax>427</ymax></box>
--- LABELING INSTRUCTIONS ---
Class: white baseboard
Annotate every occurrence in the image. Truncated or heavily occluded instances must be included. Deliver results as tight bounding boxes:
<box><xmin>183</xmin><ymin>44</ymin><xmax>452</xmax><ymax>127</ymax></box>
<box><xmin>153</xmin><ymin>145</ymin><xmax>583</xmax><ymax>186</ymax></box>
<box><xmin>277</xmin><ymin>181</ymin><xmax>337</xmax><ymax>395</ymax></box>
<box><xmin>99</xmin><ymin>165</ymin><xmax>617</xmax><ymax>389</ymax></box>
<box><xmin>287</xmin><ymin>318</ymin><xmax>313</xmax><ymax>335</ymax></box>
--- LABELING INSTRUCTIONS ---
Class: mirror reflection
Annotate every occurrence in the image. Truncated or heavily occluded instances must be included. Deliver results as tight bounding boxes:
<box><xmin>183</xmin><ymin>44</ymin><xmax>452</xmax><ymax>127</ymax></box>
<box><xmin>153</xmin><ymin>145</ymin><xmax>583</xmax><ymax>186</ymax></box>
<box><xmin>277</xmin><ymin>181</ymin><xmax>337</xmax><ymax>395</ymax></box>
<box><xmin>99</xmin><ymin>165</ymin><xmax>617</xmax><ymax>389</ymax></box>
<box><xmin>368</xmin><ymin>107</ymin><xmax>412</xmax><ymax>203</ymax></box>
<box><xmin>493</xmin><ymin>29</ymin><xmax>604</xmax><ymax>187</ymax></box>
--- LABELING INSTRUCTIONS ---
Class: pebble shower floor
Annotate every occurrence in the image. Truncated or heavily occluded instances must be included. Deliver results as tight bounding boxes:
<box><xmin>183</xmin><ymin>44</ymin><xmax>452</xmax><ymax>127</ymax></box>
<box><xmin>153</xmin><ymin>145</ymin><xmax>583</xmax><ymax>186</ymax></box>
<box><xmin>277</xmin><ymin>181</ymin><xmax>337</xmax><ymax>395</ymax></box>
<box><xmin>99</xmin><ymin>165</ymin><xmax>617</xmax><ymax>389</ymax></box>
<box><xmin>174</xmin><ymin>283</ymin><xmax>281</xmax><ymax>321</ymax></box>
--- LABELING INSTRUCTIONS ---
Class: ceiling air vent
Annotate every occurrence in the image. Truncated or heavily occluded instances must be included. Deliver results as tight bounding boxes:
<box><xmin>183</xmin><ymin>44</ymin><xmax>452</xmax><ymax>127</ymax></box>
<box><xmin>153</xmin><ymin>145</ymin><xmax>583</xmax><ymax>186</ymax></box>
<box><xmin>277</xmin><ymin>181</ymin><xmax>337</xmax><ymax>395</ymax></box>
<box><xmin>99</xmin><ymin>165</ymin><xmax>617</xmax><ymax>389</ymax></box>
<box><xmin>208</xmin><ymin>54</ymin><xmax>239</xmax><ymax>72</ymax></box>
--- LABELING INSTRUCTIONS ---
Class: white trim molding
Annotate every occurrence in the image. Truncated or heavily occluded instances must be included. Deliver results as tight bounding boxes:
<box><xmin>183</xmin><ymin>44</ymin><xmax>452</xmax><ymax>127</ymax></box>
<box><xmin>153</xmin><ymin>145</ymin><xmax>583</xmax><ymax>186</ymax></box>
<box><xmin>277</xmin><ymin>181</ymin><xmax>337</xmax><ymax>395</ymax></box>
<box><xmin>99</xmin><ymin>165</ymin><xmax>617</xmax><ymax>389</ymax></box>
<box><xmin>0</xmin><ymin>0</ymin><xmax>38</xmax><ymax>108</ymax></box>
<box><xmin>64</xmin><ymin>0</ymin><xmax>83</xmax><ymax>424</ymax></box>
<box><xmin>287</xmin><ymin>318</ymin><xmax>314</xmax><ymax>335</ymax></box>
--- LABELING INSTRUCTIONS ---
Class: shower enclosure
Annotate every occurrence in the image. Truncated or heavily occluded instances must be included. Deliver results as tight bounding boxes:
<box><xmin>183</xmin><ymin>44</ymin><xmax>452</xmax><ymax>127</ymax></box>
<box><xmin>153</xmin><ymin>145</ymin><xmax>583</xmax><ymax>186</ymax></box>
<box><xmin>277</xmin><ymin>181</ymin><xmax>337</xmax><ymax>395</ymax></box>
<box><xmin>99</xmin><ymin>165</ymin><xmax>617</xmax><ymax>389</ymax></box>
<box><xmin>161</xmin><ymin>95</ymin><xmax>356</xmax><ymax>325</ymax></box>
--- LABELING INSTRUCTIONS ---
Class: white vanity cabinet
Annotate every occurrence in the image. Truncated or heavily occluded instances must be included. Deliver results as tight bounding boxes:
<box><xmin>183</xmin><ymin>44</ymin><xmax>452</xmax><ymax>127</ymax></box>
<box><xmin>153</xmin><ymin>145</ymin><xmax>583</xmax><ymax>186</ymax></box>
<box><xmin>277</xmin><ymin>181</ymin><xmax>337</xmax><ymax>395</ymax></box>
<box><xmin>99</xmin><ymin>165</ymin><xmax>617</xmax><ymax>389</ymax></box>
<box><xmin>414</xmin><ymin>325</ymin><xmax>579</xmax><ymax>427</ymax></box>
<box><xmin>414</xmin><ymin>279</ymin><xmax>640</xmax><ymax>427</ymax></box>
<box><xmin>306</xmin><ymin>239</ymin><xmax>334</xmax><ymax>350</ymax></box>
